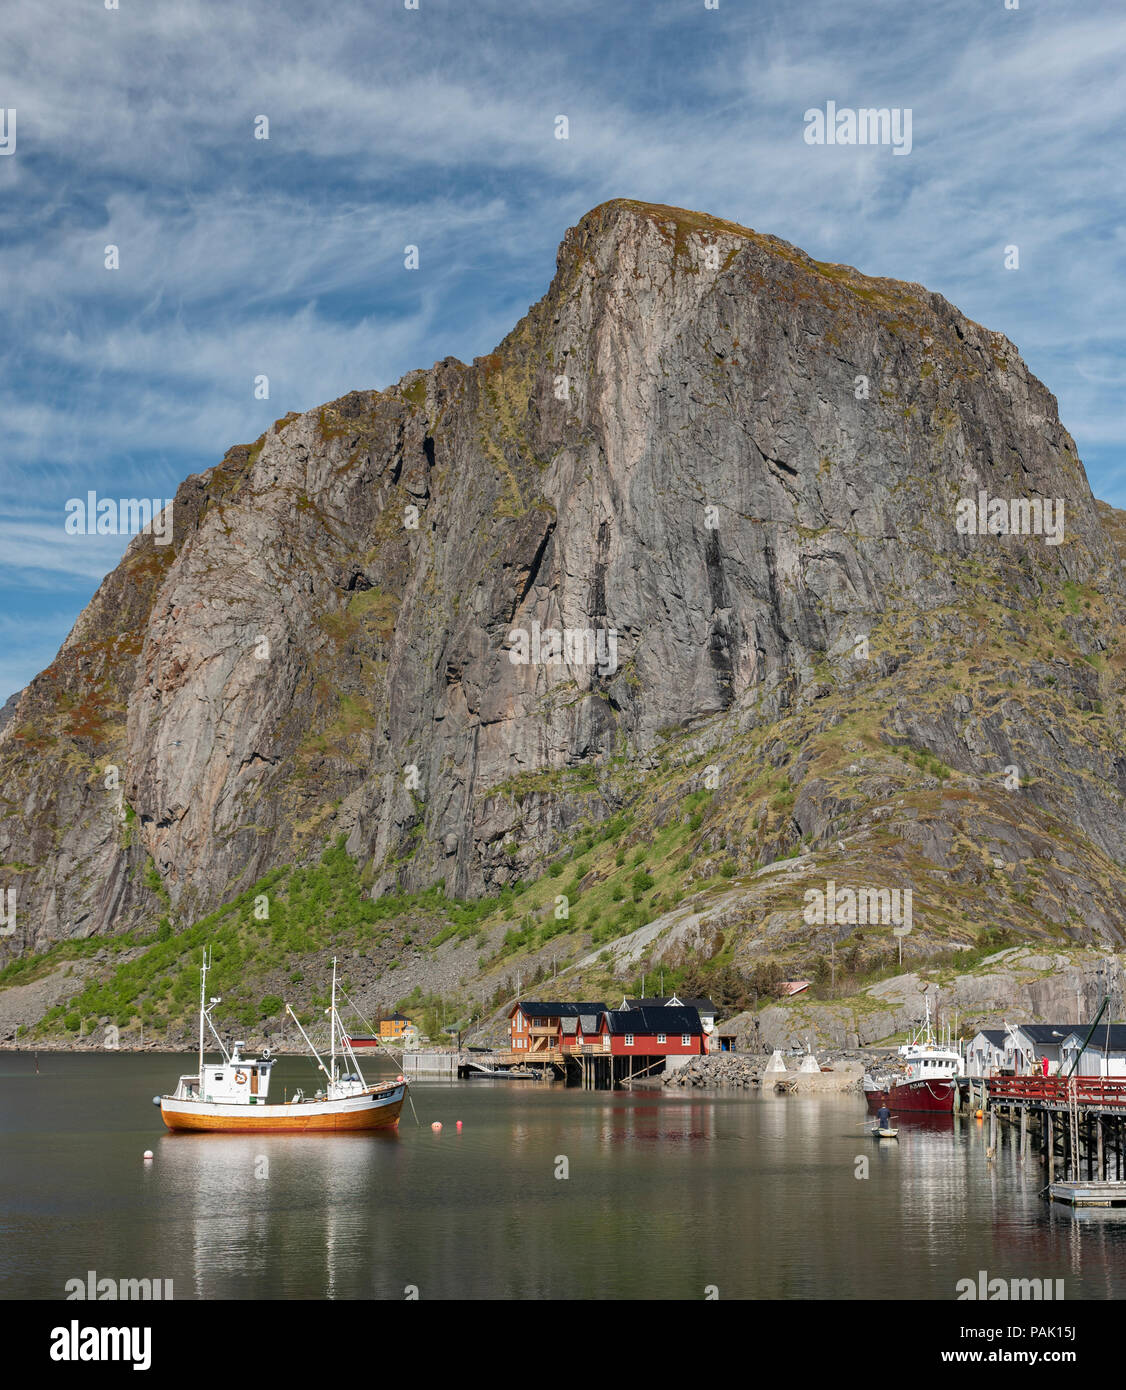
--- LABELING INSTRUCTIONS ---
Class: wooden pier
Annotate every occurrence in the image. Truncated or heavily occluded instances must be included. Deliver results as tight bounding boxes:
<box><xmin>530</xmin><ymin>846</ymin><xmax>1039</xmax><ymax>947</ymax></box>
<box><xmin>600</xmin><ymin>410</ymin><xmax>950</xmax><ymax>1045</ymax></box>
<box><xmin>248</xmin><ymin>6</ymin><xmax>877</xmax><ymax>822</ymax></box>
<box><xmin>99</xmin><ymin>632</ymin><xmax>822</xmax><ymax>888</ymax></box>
<box><xmin>403</xmin><ymin>1050</ymin><xmax>460</xmax><ymax>1078</ymax></box>
<box><xmin>986</xmin><ymin>1076</ymin><xmax>1126</xmax><ymax>1194</ymax></box>
<box><xmin>451</xmin><ymin>1045</ymin><xmax>671</xmax><ymax>1088</ymax></box>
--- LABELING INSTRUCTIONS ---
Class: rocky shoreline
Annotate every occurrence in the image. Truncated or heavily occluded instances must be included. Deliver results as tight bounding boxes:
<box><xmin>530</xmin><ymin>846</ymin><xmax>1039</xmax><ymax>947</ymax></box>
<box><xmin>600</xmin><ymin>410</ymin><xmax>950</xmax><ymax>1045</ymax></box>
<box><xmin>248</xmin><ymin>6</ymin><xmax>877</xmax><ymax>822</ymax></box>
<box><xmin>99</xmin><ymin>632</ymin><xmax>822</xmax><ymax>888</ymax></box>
<box><xmin>663</xmin><ymin>1048</ymin><xmax>895</xmax><ymax>1092</ymax></box>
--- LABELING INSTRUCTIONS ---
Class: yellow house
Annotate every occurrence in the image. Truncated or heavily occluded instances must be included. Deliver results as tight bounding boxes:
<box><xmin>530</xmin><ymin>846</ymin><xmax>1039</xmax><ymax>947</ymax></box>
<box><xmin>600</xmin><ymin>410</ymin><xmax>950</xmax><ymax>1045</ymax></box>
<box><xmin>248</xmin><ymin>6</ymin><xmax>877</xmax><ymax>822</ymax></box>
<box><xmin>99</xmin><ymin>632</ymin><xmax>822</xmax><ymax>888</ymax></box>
<box><xmin>379</xmin><ymin>1013</ymin><xmax>412</xmax><ymax>1041</ymax></box>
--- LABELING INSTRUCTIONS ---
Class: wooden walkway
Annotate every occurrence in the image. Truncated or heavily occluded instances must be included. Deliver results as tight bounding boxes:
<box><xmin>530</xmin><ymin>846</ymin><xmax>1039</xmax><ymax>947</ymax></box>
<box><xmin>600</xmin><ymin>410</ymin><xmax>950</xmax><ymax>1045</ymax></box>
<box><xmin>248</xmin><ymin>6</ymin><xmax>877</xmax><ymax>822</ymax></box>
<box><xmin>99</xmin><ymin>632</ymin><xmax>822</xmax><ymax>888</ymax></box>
<box><xmin>987</xmin><ymin>1076</ymin><xmax>1126</xmax><ymax>1110</ymax></box>
<box><xmin>986</xmin><ymin>1075</ymin><xmax>1126</xmax><ymax>1191</ymax></box>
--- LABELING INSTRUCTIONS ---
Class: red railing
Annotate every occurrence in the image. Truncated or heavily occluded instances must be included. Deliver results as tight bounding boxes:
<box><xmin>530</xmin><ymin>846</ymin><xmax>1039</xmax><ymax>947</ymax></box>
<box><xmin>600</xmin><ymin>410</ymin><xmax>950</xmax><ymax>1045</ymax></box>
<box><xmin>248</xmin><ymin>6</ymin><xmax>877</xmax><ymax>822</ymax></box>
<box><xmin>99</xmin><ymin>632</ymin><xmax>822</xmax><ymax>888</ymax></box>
<box><xmin>987</xmin><ymin>1075</ymin><xmax>1126</xmax><ymax>1107</ymax></box>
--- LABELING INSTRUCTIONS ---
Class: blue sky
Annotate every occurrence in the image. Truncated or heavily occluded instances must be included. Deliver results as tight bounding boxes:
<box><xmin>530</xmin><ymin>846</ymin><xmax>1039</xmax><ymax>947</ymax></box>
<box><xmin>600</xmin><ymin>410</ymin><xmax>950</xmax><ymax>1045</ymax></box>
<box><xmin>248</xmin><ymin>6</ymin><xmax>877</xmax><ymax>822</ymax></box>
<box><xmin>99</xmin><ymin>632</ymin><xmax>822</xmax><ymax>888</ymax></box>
<box><xmin>1</xmin><ymin>0</ymin><xmax>1123</xmax><ymax>703</ymax></box>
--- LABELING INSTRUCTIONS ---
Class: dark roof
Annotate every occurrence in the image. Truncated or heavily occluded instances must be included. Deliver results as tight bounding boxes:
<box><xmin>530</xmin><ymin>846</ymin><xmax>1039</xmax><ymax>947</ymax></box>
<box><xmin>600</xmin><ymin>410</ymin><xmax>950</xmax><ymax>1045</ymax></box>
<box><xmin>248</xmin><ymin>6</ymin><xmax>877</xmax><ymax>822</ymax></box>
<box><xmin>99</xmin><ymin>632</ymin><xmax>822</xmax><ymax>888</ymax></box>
<box><xmin>677</xmin><ymin>996</ymin><xmax>717</xmax><ymax>1015</ymax></box>
<box><xmin>1014</xmin><ymin>1024</ymin><xmax>1080</xmax><ymax>1043</ymax></box>
<box><xmin>624</xmin><ymin>996</ymin><xmax>717</xmax><ymax>1013</ymax></box>
<box><xmin>512</xmin><ymin>1001</ymin><xmax>607</xmax><ymax>1019</ymax></box>
<box><xmin>606</xmin><ymin>1006</ymin><xmax>702</xmax><ymax>1036</ymax></box>
<box><xmin>1063</xmin><ymin>1024</ymin><xmax>1126</xmax><ymax>1051</ymax></box>
<box><xmin>973</xmin><ymin>1030</ymin><xmax>1008</xmax><ymax>1046</ymax></box>
<box><xmin>382</xmin><ymin>1013</ymin><xmax>411</xmax><ymax>1022</ymax></box>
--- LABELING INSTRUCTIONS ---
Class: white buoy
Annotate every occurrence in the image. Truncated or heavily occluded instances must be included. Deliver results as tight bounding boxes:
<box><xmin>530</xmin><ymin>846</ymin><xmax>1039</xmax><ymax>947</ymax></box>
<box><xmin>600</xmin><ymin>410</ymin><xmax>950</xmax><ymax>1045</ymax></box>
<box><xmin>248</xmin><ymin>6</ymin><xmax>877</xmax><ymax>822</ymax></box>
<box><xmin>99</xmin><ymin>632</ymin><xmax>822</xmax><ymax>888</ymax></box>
<box><xmin>143</xmin><ymin>1150</ymin><xmax>154</xmax><ymax>1161</ymax></box>
<box><xmin>431</xmin><ymin>1121</ymin><xmax>442</xmax><ymax>1132</ymax></box>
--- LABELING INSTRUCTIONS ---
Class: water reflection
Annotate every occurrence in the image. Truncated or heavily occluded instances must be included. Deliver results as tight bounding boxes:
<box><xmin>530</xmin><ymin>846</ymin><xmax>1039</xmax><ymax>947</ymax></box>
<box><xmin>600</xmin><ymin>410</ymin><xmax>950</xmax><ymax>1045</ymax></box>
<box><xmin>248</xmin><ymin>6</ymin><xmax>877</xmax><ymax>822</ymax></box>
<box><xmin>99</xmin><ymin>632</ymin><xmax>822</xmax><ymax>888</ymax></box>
<box><xmin>5</xmin><ymin>1054</ymin><xmax>1126</xmax><ymax>1299</ymax></box>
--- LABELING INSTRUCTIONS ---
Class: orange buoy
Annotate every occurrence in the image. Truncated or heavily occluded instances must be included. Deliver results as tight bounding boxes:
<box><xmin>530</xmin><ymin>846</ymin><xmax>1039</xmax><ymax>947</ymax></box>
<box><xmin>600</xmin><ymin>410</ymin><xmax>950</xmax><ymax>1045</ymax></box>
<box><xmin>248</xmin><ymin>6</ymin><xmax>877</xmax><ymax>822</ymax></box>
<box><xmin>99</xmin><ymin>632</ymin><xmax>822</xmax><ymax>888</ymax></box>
<box><xmin>456</xmin><ymin>1120</ymin><xmax>463</xmax><ymax>1130</ymax></box>
<box><xmin>975</xmin><ymin>1109</ymin><xmax>984</xmax><ymax>1119</ymax></box>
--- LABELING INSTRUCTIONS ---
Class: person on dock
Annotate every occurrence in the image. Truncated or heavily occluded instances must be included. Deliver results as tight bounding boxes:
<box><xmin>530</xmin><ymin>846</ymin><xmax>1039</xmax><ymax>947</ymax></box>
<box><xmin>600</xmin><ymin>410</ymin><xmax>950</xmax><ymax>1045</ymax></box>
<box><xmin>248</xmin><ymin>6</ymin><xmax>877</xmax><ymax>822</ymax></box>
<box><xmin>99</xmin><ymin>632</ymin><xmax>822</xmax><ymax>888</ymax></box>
<box><xmin>877</xmin><ymin>1104</ymin><xmax>891</xmax><ymax>1130</ymax></box>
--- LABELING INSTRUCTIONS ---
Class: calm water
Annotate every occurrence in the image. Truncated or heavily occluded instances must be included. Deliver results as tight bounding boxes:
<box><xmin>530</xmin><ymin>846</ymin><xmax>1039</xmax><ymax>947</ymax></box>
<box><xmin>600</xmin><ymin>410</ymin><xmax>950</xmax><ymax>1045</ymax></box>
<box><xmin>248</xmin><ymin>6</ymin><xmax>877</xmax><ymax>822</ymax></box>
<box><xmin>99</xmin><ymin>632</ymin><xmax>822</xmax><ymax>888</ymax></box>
<box><xmin>2</xmin><ymin>1052</ymin><xmax>1124</xmax><ymax>1300</ymax></box>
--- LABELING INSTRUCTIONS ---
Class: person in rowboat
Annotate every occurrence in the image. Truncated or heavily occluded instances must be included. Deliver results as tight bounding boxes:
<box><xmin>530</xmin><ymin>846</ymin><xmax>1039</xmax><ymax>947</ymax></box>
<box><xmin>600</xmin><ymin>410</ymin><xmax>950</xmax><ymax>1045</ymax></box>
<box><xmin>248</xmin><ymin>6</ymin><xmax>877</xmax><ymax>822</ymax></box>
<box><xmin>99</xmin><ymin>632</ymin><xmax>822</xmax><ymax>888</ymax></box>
<box><xmin>877</xmin><ymin>1104</ymin><xmax>891</xmax><ymax>1131</ymax></box>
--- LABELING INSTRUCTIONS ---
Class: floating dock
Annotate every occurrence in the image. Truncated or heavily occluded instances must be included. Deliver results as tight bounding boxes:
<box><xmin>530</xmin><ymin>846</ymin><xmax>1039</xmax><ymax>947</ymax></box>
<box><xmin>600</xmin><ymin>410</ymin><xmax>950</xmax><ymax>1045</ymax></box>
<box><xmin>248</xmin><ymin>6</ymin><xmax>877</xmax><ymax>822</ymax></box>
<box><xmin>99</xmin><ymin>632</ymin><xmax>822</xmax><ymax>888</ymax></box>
<box><xmin>1049</xmin><ymin>1180</ymin><xmax>1126</xmax><ymax>1207</ymax></box>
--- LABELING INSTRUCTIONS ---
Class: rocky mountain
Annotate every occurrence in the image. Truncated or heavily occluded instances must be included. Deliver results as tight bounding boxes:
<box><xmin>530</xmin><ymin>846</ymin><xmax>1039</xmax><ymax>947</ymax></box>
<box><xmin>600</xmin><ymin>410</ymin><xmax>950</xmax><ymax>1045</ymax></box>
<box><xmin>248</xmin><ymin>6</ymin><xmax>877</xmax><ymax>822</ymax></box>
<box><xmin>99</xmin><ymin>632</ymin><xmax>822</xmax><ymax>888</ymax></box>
<box><xmin>3</xmin><ymin>198</ymin><xmax>1126</xmax><ymax>1040</ymax></box>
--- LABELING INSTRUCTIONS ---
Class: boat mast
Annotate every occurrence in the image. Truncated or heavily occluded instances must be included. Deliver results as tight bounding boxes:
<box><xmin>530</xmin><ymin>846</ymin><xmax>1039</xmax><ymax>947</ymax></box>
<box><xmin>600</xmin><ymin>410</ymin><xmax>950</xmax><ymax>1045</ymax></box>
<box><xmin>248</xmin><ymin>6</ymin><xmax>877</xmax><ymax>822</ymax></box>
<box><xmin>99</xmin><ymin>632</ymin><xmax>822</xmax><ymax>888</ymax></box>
<box><xmin>198</xmin><ymin>948</ymin><xmax>208</xmax><ymax>1081</ymax></box>
<box><xmin>330</xmin><ymin>957</ymin><xmax>337</xmax><ymax>1085</ymax></box>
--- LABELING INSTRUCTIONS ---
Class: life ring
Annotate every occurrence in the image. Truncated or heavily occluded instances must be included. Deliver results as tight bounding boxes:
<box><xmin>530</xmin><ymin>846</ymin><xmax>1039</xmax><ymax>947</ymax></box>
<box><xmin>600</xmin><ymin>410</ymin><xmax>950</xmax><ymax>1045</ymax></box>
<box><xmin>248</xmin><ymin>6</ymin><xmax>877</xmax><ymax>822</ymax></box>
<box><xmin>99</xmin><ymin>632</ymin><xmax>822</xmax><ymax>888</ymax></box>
<box><xmin>235</xmin><ymin>1071</ymin><xmax>247</xmax><ymax>1084</ymax></box>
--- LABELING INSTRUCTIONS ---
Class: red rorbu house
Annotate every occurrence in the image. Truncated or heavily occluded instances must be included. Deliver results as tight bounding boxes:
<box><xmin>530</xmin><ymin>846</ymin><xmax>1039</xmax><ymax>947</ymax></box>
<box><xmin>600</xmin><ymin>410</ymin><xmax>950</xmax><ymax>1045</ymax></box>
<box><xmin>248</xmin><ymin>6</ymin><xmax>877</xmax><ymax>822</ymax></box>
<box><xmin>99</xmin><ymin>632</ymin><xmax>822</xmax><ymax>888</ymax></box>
<box><xmin>560</xmin><ymin>1009</ymin><xmax>610</xmax><ymax>1053</ymax></box>
<box><xmin>604</xmin><ymin>1005</ymin><xmax>705</xmax><ymax>1083</ymax></box>
<box><xmin>507</xmin><ymin>1001</ymin><xmax>608</xmax><ymax>1063</ymax></box>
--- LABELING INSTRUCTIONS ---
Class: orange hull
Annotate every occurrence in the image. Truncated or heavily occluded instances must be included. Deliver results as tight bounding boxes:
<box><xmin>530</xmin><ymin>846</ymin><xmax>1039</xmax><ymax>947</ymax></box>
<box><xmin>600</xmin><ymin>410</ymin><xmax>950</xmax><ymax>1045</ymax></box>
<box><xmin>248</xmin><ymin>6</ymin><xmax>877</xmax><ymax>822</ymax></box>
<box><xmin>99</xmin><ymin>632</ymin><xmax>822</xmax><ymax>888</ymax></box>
<box><xmin>161</xmin><ymin>1097</ymin><xmax>403</xmax><ymax>1133</ymax></box>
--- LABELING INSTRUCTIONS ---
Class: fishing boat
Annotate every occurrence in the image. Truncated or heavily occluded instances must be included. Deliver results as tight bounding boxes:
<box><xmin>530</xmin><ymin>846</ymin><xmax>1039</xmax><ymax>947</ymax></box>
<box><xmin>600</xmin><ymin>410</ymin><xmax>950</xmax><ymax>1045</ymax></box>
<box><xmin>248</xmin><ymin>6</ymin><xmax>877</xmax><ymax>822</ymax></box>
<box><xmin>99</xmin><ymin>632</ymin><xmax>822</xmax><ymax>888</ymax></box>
<box><xmin>863</xmin><ymin>997</ymin><xmax>964</xmax><ymax>1115</ymax></box>
<box><xmin>157</xmin><ymin>951</ymin><xmax>407</xmax><ymax>1133</ymax></box>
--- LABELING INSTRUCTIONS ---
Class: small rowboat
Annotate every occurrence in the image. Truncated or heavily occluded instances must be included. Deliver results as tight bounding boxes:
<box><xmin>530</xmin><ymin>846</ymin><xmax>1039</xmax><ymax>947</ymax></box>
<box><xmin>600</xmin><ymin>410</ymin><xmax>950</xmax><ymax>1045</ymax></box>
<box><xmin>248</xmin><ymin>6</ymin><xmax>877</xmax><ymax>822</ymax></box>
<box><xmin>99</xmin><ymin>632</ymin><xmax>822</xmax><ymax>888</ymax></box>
<box><xmin>872</xmin><ymin>1127</ymin><xmax>899</xmax><ymax>1139</ymax></box>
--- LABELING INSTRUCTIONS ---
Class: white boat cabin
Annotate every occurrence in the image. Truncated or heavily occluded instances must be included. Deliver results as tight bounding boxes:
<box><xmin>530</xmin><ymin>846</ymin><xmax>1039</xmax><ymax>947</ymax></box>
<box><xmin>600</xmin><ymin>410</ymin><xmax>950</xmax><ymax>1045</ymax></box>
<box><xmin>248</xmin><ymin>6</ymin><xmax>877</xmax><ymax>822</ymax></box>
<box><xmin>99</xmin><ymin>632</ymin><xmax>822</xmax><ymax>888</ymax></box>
<box><xmin>174</xmin><ymin>1042</ymin><xmax>276</xmax><ymax>1106</ymax></box>
<box><xmin>898</xmin><ymin>1042</ymin><xmax>964</xmax><ymax>1081</ymax></box>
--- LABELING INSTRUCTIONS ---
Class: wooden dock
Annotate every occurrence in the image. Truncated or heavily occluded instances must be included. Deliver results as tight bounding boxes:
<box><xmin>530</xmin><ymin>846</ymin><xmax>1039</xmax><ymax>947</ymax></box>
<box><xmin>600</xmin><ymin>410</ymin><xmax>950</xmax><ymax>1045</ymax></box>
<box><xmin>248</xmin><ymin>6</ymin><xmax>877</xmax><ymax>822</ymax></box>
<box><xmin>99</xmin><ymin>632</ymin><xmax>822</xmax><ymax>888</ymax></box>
<box><xmin>402</xmin><ymin>1051</ymin><xmax>459</xmax><ymax>1078</ymax></box>
<box><xmin>986</xmin><ymin>1075</ymin><xmax>1126</xmax><ymax>1191</ymax></box>
<box><xmin>446</xmin><ymin>1046</ymin><xmax>673</xmax><ymax>1088</ymax></box>
<box><xmin>1049</xmin><ymin>1180</ymin><xmax>1126</xmax><ymax>1207</ymax></box>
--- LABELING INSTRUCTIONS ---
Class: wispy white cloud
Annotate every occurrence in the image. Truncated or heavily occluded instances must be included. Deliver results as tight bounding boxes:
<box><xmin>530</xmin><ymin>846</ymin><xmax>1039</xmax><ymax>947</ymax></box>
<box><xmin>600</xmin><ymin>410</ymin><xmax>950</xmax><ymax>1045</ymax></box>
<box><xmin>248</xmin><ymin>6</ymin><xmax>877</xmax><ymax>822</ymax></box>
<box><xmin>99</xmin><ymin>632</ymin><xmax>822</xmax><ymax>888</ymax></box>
<box><xmin>1</xmin><ymin>0</ymin><xmax>1123</xmax><ymax>702</ymax></box>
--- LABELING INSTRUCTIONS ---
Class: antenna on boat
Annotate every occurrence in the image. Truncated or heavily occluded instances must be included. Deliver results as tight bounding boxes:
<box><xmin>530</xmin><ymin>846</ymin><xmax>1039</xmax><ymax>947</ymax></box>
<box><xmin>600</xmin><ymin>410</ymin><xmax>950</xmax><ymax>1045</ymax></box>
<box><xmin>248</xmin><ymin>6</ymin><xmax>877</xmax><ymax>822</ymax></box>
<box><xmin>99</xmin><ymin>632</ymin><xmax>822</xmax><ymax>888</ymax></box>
<box><xmin>330</xmin><ymin>957</ymin><xmax>337</xmax><ymax>1085</ymax></box>
<box><xmin>198</xmin><ymin>947</ymin><xmax>208</xmax><ymax>1083</ymax></box>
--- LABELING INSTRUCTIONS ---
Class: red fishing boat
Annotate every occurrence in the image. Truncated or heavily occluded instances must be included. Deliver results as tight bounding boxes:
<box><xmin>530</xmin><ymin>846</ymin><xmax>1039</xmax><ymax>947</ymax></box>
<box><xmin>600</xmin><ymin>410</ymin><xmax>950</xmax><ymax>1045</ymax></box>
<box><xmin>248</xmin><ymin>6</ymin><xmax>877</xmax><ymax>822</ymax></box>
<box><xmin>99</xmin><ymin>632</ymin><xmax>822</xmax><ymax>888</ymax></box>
<box><xmin>864</xmin><ymin>999</ymin><xmax>964</xmax><ymax>1114</ymax></box>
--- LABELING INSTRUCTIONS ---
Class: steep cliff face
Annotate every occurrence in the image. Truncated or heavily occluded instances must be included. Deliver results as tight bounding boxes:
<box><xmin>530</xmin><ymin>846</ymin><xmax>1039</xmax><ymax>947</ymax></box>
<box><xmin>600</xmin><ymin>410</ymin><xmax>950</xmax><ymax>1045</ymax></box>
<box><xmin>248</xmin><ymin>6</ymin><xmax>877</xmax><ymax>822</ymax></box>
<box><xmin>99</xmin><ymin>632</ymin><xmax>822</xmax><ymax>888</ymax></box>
<box><xmin>3</xmin><ymin>199</ymin><xmax>1126</xmax><ymax>962</ymax></box>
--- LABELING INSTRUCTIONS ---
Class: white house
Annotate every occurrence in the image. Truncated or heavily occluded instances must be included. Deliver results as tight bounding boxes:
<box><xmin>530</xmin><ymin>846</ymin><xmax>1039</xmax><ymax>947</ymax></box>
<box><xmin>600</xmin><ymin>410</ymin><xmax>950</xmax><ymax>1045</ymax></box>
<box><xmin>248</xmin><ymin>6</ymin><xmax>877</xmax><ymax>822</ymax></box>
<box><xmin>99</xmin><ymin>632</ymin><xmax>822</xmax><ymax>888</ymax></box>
<box><xmin>966</xmin><ymin>1030</ymin><xmax>1014</xmax><ymax>1077</ymax></box>
<box><xmin>1060</xmin><ymin>1025</ymin><xmax>1126</xmax><ymax>1078</ymax></box>
<box><xmin>1011</xmin><ymin>1024</ymin><xmax>1078</xmax><ymax>1076</ymax></box>
<box><xmin>966</xmin><ymin>1024</ymin><xmax>1079</xmax><ymax>1077</ymax></box>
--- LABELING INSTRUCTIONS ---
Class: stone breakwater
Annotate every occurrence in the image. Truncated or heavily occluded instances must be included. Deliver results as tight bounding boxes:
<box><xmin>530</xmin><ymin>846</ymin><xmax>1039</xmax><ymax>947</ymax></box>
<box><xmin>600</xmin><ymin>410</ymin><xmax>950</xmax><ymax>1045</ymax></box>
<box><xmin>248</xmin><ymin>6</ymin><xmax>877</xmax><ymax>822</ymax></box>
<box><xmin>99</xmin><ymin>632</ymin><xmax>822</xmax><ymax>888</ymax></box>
<box><xmin>664</xmin><ymin>1050</ymin><xmax>891</xmax><ymax>1092</ymax></box>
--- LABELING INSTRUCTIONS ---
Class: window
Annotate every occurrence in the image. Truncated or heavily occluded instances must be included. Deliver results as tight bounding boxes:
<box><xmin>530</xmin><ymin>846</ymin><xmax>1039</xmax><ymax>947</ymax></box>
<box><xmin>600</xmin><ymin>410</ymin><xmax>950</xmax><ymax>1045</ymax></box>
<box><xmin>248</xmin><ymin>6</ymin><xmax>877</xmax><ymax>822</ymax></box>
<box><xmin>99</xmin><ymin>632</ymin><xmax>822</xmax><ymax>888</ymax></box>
<box><xmin>682</xmin><ymin>1035</ymin><xmax>691</xmax><ymax>1046</ymax></box>
<box><xmin>214</xmin><ymin>1073</ymin><xmax>224</xmax><ymax>1082</ymax></box>
<box><xmin>657</xmin><ymin>1033</ymin><xmax>666</xmax><ymax>1044</ymax></box>
<box><xmin>624</xmin><ymin>1034</ymin><xmax>634</xmax><ymax>1047</ymax></box>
